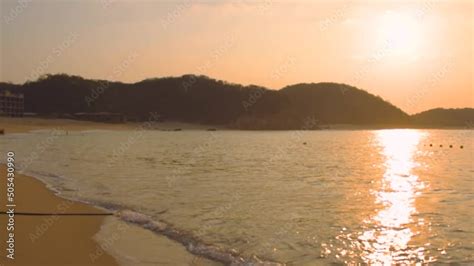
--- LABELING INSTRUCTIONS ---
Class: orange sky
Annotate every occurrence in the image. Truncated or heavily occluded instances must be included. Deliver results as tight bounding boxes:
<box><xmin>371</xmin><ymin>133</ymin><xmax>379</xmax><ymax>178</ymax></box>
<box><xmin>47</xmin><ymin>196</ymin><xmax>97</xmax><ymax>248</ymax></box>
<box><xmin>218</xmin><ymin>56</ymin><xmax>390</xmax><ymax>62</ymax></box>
<box><xmin>1</xmin><ymin>0</ymin><xmax>472</xmax><ymax>113</ymax></box>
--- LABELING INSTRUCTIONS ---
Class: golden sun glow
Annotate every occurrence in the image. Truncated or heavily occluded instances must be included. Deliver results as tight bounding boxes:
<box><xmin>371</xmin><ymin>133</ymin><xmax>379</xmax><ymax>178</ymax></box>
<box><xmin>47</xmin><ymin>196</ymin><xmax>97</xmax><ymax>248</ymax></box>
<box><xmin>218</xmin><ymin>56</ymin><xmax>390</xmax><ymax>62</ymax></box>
<box><xmin>375</xmin><ymin>11</ymin><xmax>423</xmax><ymax>58</ymax></box>
<box><xmin>1</xmin><ymin>1</ymin><xmax>472</xmax><ymax>111</ymax></box>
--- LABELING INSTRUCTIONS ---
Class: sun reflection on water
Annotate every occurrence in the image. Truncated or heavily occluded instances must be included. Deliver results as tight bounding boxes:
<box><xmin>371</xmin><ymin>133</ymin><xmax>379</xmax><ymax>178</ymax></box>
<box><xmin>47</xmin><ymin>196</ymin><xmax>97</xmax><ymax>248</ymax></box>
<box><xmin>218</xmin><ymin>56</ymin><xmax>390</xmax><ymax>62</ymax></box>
<box><xmin>360</xmin><ymin>129</ymin><xmax>427</xmax><ymax>264</ymax></box>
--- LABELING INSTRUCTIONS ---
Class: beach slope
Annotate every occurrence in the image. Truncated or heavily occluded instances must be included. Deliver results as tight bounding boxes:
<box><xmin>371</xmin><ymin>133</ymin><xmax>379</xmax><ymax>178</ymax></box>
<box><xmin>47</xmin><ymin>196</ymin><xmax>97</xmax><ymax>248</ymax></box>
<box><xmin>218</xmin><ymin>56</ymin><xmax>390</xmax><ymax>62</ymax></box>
<box><xmin>0</xmin><ymin>165</ymin><xmax>117</xmax><ymax>265</ymax></box>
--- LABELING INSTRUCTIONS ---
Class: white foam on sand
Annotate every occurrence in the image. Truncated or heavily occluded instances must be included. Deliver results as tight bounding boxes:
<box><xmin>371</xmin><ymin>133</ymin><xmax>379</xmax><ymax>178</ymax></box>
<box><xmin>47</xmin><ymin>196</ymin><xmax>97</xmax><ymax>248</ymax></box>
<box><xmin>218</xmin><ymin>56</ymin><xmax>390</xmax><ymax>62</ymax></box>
<box><xmin>115</xmin><ymin>210</ymin><xmax>283</xmax><ymax>266</ymax></box>
<box><xmin>94</xmin><ymin>216</ymin><xmax>222</xmax><ymax>266</ymax></box>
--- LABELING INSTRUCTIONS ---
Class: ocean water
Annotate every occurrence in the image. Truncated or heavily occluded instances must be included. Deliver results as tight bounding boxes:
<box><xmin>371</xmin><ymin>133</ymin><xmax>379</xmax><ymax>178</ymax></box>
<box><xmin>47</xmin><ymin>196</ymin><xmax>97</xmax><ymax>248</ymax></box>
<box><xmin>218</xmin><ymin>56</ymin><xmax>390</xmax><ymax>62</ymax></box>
<box><xmin>1</xmin><ymin>129</ymin><xmax>473</xmax><ymax>265</ymax></box>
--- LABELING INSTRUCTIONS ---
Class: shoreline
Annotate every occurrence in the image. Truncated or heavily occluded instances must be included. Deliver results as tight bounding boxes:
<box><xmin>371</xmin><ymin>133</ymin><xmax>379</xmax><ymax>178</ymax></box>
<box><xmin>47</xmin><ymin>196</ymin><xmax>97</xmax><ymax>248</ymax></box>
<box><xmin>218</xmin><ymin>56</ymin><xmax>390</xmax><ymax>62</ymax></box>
<box><xmin>1</xmin><ymin>117</ymin><xmax>471</xmax><ymax>134</ymax></box>
<box><xmin>0</xmin><ymin>116</ymin><xmax>225</xmax><ymax>265</ymax></box>
<box><xmin>0</xmin><ymin>165</ymin><xmax>222</xmax><ymax>266</ymax></box>
<box><xmin>0</xmin><ymin>116</ymin><xmax>470</xmax><ymax>265</ymax></box>
<box><xmin>0</xmin><ymin>117</ymin><xmax>223</xmax><ymax>134</ymax></box>
<box><xmin>0</xmin><ymin>164</ymin><xmax>118</xmax><ymax>265</ymax></box>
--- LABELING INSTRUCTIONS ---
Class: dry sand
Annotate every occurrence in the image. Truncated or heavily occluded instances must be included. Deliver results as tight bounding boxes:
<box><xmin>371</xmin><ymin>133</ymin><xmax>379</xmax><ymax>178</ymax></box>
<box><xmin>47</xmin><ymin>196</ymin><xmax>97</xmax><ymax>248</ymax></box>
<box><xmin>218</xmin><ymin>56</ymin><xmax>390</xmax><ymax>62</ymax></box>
<box><xmin>0</xmin><ymin>165</ymin><xmax>117</xmax><ymax>266</ymax></box>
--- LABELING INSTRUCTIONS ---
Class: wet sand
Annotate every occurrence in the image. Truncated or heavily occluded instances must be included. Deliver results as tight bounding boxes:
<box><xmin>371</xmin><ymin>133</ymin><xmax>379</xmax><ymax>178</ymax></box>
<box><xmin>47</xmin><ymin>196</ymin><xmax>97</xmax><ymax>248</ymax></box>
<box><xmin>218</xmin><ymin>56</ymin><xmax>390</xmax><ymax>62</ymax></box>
<box><xmin>0</xmin><ymin>117</ymin><xmax>222</xmax><ymax>265</ymax></box>
<box><xmin>0</xmin><ymin>165</ymin><xmax>118</xmax><ymax>265</ymax></box>
<box><xmin>0</xmin><ymin>167</ymin><xmax>221</xmax><ymax>266</ymax></box>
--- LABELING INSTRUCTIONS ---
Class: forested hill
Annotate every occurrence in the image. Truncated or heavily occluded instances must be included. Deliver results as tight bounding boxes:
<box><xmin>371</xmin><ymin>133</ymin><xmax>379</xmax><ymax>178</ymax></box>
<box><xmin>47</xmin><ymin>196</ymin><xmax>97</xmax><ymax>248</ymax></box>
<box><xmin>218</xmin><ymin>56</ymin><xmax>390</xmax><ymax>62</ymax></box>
<box><xmin>411</xmin><ymin>108</ymin><xmax>474</xmax><ymax>128</ymax></box>
<box><xmin>0</xmin><ymin>74</ymin><xmax>471</xmax><ymax>129</ymax></box>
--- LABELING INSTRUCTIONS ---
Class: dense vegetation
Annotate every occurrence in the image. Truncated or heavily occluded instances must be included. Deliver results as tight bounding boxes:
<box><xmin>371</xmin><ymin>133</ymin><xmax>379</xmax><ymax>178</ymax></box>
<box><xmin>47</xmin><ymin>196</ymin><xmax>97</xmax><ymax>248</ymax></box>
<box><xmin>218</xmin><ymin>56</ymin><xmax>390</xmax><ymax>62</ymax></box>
<box><xmin>411</xmin><ymin>108</ymin><xmax>474</xmax><ymax>128</ymax></box>
<box><xmin>0</xmin><ymin>74</ymin><xmax>471</xmax><ymax>129</ymax></box>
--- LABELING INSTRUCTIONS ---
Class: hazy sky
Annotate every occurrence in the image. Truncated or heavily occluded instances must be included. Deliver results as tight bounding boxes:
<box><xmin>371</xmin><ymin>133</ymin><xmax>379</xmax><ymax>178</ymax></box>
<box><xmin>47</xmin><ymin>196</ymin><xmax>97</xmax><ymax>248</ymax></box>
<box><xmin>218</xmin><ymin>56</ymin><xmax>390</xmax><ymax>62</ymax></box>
<box><xmin>1</xmin><ymin>0</ymin><xmax>472</xmax><ymax>113</ymax></box>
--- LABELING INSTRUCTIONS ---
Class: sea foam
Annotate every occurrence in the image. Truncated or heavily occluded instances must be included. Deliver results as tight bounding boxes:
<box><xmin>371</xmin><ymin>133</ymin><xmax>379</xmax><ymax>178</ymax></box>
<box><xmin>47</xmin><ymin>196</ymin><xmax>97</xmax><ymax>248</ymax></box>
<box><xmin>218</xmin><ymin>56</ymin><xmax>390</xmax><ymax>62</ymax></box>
<box><xmin>117</xmin><ymin>209</ymin><xmax>282</xmax><ymax>266</ymax></box>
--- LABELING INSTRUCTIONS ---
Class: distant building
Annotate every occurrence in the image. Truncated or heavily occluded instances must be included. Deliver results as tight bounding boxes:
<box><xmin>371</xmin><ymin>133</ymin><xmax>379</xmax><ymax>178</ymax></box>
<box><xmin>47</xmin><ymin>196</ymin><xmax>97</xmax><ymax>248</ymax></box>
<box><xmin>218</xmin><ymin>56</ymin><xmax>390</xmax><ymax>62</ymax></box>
<box><xmin>0</xmin><ymin>90</ymin><xmax>24</xmax><ymax>117</ymax></box>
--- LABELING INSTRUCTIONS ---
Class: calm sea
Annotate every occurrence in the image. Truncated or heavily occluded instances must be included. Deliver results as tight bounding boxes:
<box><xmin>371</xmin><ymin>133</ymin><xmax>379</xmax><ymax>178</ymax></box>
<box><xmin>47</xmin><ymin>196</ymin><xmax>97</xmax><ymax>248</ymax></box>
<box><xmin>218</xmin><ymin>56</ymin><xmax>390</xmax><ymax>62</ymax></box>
<box><xmin>1</xmin><ymin>129</ymin><xmax>473</xmax><ymax>265</ymax></box>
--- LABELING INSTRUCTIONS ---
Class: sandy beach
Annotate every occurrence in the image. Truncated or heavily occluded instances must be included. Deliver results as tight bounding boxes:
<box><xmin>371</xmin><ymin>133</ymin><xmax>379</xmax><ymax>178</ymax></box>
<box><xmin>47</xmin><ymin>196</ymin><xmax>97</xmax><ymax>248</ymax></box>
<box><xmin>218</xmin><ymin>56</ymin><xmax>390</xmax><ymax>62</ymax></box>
<box><xmin>0</xmin><ymin>117</ymin><xmax>222</xmax><ymax>134</ymax></box>
<box><xmin>0</xmin><ymin>164</ymin><xmax>118</xmax><ymax>265</ymax></box>
<box><xmin>0</xmin><ymin>164</ymin><xmax>220</xmax><ymax>266</ymax></box>
<box><xmin>0</xmin><ymin>117</ymin><xmax>222</xmax><ymax>265</ymax></box>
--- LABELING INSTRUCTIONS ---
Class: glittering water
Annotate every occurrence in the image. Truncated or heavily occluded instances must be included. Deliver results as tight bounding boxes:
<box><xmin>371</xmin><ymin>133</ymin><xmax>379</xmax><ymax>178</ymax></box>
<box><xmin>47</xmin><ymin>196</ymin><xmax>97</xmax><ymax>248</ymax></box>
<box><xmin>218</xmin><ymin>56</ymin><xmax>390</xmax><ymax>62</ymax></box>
<box><xmin>1</xmin><ymin>129</ymin><xmax>472</xmax><ymax>264</ymax></box>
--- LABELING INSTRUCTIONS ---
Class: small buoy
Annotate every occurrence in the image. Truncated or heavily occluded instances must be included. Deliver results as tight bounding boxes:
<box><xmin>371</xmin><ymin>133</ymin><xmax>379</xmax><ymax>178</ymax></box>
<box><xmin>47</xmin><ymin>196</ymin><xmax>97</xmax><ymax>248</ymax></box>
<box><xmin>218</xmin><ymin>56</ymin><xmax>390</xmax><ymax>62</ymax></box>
<box><xmin>449</xmin><ymin>145</ymin><xmax>453</xmax><ymax>148</ymax></box>
<box><xmin>460</xmin><ymin>145</ymin><xmax>464</xmax><ymax>149</ymax></box>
